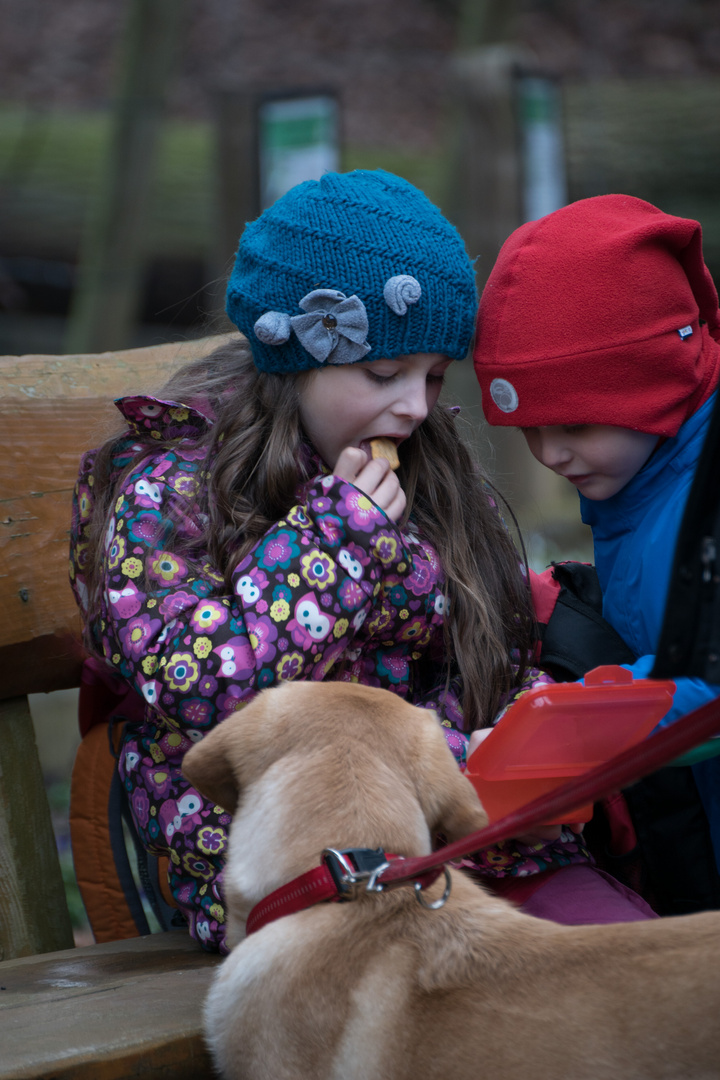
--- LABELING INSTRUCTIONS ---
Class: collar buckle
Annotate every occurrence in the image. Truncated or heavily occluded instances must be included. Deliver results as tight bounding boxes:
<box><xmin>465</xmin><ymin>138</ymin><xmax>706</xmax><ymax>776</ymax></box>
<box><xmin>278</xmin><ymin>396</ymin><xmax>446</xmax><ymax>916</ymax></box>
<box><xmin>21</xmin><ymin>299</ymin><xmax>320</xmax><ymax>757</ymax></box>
<box><xmin>322</xmin><ymin>847</ymin><xmax>390</xmax><ymax>901</ymax></box>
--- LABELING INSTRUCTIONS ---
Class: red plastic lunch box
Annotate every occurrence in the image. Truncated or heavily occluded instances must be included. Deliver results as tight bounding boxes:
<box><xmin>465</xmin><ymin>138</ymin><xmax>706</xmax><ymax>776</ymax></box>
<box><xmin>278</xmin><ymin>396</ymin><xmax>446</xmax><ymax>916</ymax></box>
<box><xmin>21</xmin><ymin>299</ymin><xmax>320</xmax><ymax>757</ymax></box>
<box><xmin>464</xmin><ymin>665</ymin><xmax>676</xmax><ymax>825</ymax></box>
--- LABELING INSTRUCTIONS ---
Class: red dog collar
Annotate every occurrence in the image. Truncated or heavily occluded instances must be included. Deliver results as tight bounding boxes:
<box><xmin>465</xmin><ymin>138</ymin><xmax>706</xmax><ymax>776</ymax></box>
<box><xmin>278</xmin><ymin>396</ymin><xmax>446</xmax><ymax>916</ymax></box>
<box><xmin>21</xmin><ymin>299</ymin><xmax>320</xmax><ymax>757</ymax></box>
<box><xmin>246</xmin><ymin>848</ymin><xmax>443</xmax><ymax>936</ymax></box>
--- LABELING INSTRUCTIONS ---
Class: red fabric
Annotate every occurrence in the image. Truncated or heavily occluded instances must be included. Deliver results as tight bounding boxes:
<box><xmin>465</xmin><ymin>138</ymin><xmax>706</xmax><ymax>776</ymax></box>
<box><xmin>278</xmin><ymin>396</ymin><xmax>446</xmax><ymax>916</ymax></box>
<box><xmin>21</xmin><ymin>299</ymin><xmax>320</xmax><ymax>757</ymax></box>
<box><xmin>78</xmin><ymin>656</ymin><xmax>145</xmax><ymax>738</ymax></box>
<box><xmin>600</xmin><ymin>791</ymin><xmax>638</xmax><ymax>857</ymax></box>
<box><xmin>483</xmin><ymin>866</ymin><xmax>562</xmax><ymax>905</ymax></box>
<box><xmin>518</xmin><ymin>865</ymin><xmax>657</xmax><ymax>924</ymax></box>
<box><xmin>474</xmin><ymin>194</ymin><xmax>720</xmax><ymax>437</ymax></box>
<box><xmin>528</xmin><ymin>567</ymin><xmax>561</xmax><ymax>626</ymax></box>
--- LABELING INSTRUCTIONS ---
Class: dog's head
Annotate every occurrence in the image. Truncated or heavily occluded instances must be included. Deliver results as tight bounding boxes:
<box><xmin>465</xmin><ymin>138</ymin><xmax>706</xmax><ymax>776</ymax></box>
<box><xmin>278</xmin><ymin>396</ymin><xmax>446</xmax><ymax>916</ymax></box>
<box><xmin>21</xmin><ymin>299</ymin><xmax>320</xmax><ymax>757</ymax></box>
<box><xmin>183</xmin><ymin>681</ymin><xmax>487</xmax><ymax>865</ymax></box>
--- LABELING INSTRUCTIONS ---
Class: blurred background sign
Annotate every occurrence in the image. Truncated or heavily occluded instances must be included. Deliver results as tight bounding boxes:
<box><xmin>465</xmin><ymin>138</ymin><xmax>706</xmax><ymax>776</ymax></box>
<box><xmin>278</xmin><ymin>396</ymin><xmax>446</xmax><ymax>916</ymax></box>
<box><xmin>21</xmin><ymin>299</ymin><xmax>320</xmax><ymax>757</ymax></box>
<box><xmin>258</xmin><ymin>93</ymin><xmax>339</xmax><ymax>209</ymax></box>
<box><xmin>517</xmin><ymin>75</ymin><xmax>567</xmax><ymax>223</ymax></box>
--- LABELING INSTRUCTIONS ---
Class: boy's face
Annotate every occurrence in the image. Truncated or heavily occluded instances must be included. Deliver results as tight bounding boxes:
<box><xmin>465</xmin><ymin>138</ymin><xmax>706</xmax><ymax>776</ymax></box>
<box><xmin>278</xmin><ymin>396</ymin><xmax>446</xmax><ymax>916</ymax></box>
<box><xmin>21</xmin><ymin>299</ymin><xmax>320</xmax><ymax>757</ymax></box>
<box><xmin>520</xmin><ymin>424</ymin><xmax>659</xmax><ymax>501</ymax></box>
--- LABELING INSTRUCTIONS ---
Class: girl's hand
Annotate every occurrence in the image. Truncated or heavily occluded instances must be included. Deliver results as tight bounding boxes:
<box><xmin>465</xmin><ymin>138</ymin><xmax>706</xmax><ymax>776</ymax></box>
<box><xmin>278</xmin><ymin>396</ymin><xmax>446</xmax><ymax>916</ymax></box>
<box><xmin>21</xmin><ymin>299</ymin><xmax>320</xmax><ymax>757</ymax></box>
<box><xmin>467</xmin><ymin>728</ymin><xmax>584</xmax><ymax>845</ymax></box>
<box><xmin>333</xmin><ymin>446</ymin><xmax>406</xmax><ymax>523</ymax></box>
<box><xmin>467</xmin><ymin>726</ymin><xmax>492</xmax><ymax>760</ymax></box>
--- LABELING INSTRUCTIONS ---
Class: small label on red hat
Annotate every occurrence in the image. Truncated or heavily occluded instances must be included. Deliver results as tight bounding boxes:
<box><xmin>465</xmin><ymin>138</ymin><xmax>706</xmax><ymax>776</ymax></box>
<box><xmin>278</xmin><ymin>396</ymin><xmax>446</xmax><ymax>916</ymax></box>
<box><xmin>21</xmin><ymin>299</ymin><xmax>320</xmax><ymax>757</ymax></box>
<box><xmin>490</xmin><ymin>378</ymin><xmax>519</xmax><ymax>413</ymax></box>
<box><xmin>678</xmin><ymin>325</ymin><xmax>693</xmax><ymax>339</ymax></box>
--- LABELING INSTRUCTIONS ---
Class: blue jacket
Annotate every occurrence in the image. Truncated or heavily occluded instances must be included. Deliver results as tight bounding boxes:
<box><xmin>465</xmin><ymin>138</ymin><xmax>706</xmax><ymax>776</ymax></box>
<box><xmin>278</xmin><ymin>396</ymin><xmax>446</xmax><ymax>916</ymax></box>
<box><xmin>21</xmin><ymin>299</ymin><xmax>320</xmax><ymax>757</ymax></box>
<box><xmin>580</xmin><ymin>392</ymin><xmax>720</xmax><ymax>867</ymax></box>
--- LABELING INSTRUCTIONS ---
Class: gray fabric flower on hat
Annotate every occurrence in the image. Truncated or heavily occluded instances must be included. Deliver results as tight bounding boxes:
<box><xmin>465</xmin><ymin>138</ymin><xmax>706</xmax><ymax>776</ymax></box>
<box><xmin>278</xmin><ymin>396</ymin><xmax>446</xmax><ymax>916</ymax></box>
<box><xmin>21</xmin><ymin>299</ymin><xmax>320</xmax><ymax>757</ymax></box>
<box><xmin>254</xmin><ymin>310</ymin><xmax>291</xmax><ymax>345</ymax></box>
<box><xmin>289</xmin><ymin>289</ymin><xmax>371</xmax><ymax>365</ymax></box>
<box><xmin>383</xmin><ymin>275</ymin><xmax>422</xmax><ymax>316</ymax></box>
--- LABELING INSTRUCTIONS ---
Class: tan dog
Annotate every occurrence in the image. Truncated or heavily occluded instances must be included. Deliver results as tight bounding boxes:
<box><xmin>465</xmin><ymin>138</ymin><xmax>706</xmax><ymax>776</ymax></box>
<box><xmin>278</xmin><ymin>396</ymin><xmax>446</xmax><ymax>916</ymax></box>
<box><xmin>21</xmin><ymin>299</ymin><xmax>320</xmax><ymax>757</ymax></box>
<box><xmin>183</xmin><ymin>681</ymin><xmax>720</xmax><ymax>1080</ymax></box>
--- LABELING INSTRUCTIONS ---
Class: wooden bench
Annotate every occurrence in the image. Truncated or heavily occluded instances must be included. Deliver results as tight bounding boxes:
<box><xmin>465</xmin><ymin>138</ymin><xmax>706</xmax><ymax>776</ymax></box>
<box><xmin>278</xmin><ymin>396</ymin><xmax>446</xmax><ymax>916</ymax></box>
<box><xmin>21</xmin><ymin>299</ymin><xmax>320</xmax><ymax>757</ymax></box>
<box><xmin>0</xmin><ymin>336</ymin><xmax>234</xmax><ymax>1078</ymax></box>
<box><xmin>0</xmin><ymin>932</ymin><xmax>221</xmax><ymax>1080</ymax></box>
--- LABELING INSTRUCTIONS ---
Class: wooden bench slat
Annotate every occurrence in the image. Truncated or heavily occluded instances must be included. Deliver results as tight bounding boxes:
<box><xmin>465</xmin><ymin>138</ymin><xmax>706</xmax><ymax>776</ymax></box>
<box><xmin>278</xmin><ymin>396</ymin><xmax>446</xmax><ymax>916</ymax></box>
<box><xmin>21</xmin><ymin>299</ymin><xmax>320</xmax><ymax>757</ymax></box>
<box><xmin>0</xmin><ymin>635</ymin><xmax>85</xmax><ymax>699</ymax></box>
<box><xmin>0</xmin><ymin>335</ymin><xmax>236</xmax><ymax>401</ymax></box>
<box><xmin>0</xmin><ymin>399</ymin><xmax>117</xmax><ymax>657</ymax></box>
<box><xmin>0</xmin><ymin>335</ymin><xmax>240</xmax><ymax>695</ymax></box>
<box><xmin>0</xmin><ymin>397</ymin><xmax>118</xmax><ymax>497</ymax></box>
<box><xmin>0</xmin><ymin>932</ymin><xmax>220</xmax><ymax>1079</ymax></box>
<box><xmin>1</xmin><ymin>489</ymin><xmax>82</xmax><ymax>651</ymax></box>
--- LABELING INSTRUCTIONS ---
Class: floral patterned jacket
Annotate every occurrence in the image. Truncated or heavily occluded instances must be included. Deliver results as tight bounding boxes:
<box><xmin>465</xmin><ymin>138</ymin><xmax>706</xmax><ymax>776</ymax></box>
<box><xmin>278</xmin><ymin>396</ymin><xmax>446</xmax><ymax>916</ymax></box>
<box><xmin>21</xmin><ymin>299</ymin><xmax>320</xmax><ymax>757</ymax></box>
<box><xmin>69</xmin><ymin>395</ymin><xmax>589</xmax><ymax>952</ymax></box>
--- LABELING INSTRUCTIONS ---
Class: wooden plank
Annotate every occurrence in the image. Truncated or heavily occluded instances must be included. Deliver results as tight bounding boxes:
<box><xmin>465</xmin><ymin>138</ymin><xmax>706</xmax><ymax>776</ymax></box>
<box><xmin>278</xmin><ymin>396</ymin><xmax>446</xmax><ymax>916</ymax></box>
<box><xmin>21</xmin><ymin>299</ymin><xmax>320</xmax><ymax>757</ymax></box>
<box><xmin>0</xmin><ymin>931</ymin><xmax>220</xmax><ymax>1079</ymax></box>
<box><xmin>0</xmin><ymin>333</ymin><xmax>239</xmax><ymax>400</ymax></box>
<box><xmin>0</xmin><ymin>401</ymin><xmax>96</xmax><ymax>658</ymax></box>
<box><xmin>0</xmin><ymin>697</ymin><xmax>74</xmax><ymax>959</ymax></box>
<box><xmin>0</xmin><ymin>634</ymin><xmax>85</xmax><ymax>699</ymax></box>
<box><xmin>0</xmin><ymin>397</ymin><xmax>118</xmax><ymax>496</ymax></box>
<box><xmin>0</xmin><ymin>396</ymin><xmax>111</xmax><ymax>651</ymax></box>
<box><xmin>0</xmin><ymin>334</ymin><xmax>241</xmax><ymax>666</ymax></box>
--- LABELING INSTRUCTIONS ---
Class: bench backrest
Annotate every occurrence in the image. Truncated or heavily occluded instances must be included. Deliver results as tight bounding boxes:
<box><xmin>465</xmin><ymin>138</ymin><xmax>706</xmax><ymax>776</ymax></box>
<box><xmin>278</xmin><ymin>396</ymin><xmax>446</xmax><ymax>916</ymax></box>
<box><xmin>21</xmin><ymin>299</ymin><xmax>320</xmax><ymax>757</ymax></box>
<box><xmin>0</xmin><ymin>334</ymin><xmax>234</xmax><ymax>959</ymax></box>
<box><xmin>0</xmin><ymin>335</ymin><xmax>233</xmax><ymax>700</ymax></box>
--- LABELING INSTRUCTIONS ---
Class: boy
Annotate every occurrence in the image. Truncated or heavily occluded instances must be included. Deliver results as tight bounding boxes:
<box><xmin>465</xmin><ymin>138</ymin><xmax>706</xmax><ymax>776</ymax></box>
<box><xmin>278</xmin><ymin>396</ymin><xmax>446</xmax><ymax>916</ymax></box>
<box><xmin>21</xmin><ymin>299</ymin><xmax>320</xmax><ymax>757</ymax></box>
<box><xmin>474</xmin><ymin>194</ymin><xmax>720</xmax><ymax>908</ymax></box>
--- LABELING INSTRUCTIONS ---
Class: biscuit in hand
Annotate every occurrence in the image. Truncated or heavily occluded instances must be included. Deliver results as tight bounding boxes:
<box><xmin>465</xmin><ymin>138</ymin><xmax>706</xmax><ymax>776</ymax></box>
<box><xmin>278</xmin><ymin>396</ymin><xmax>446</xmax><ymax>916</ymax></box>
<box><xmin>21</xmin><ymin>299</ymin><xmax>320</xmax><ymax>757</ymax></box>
<box><xmin>369</xmin><ymin>437</ymin><xmax>400</xmax><ymax>471</ymax></box>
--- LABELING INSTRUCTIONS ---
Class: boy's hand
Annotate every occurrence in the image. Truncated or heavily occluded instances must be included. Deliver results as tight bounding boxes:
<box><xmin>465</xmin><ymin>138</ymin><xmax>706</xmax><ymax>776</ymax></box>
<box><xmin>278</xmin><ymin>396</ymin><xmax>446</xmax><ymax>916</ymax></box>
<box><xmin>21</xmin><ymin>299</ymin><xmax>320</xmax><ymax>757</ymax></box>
<box><xmin>334</xmin><ymin>446</ymin><xmax>406</xmax><ymax>523</ymax></box>
<box><xmin>467</xmin><ymin>728</ymin><xmax>584</xmax><ymax>845</ymax></box>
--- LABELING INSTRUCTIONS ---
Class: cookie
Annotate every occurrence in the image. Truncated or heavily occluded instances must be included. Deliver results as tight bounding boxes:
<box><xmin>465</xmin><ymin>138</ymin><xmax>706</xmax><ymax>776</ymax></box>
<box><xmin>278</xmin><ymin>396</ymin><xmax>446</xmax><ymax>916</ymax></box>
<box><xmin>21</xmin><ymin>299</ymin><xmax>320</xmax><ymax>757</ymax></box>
<box><xmin>369</xmin><ymin>437</ymin><xmax>400</xmax><ymax>471</ymax></box>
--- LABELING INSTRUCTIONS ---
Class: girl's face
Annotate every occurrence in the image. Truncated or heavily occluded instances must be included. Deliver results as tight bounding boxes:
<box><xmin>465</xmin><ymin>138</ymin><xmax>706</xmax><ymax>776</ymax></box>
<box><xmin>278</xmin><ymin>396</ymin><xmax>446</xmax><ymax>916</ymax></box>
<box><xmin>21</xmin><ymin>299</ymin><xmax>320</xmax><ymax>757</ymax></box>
<box><xmin>521</xmin><ymin>424</ymin><xmax>659</xmax><ymax>501</ymax></box>
<box><xmin>298</xmin><ymin>353</ymin><xmax>452</xmax><ymax>470</ymax></box>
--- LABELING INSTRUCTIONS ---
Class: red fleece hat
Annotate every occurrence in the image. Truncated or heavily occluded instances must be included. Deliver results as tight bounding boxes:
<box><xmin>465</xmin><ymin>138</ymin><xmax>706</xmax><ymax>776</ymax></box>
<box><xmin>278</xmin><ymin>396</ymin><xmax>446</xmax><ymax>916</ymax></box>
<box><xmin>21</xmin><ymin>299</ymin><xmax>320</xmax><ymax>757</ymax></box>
<box><xmin>474</xmin><ymin>194</ymin><xmax>720</xmax><ymax>437</ymax></box>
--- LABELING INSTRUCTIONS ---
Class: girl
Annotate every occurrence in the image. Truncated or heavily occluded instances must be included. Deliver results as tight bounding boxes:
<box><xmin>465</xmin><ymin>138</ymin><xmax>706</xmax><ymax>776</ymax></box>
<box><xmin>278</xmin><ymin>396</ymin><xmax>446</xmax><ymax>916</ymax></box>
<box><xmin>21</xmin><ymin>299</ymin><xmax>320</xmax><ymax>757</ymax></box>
<box><xmin>70</xmin><ymin>170</ymin><xmax>637</xmax><ymax>953</ymax></box>
<box><xmin>474</xmin><ymin>193</ymin><xmax>720</xmax><ymax>913</ymax></box>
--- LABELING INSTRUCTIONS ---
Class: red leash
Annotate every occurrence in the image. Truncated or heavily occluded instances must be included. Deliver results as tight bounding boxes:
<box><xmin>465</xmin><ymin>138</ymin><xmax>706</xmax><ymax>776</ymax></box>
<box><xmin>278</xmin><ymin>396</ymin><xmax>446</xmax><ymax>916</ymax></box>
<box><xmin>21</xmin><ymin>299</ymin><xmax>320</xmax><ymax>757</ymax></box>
<box><xmin>246</xmin><ymin>696</ymin><xmax>720</xmax><ymax>935</ymax></box>
<box><xmin>379</xmin><ymin>695</ymin><xmax>720</xmax><ymax>889</ymax></box>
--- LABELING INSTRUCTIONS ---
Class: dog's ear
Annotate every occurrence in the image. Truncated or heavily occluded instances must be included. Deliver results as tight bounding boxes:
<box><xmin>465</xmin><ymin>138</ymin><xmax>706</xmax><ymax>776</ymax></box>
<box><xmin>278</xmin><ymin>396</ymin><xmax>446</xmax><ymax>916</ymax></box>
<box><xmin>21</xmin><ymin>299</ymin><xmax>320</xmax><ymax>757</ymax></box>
<box><xmin>183</xmin><ymin>685</ymin><xmax>292</xmax><ymax>814</ymax></box>
<box><xmin>410</xmin><ymin>711</ymin><xmax>489</xmax><ymax>843</ymax></box>
<box><xmin>182</xmin><ymin>720</ymin><xmax>241</xmax><ymax>815</ymax></box>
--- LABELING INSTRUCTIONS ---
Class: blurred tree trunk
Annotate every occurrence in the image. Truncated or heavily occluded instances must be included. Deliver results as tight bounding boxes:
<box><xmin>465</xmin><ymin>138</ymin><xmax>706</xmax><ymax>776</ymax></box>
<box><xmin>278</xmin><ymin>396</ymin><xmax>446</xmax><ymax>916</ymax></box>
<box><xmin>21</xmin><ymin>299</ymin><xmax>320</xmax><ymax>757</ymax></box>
<box><xmin>209</xmin><ymin>89</ymin><xmax>259</xmax><ymax>324</ymax></box>
<box><xmin>443</xmin><ymin>0</ymin><xmax>581</xmax><ymax>555</ymax></box>
<box><xmin>64</xmin><ymin>0</ymin><xmax>186</xmax><ymax>354</ymax></box>
<box><xmin>445</xmin><ymin>0</ymin><xmax>523</xmax><ymax>285</ymax></box>
<box><xmin>456</xmin><ymin>0</ymin><xmax>517</xmax><ymax>50</ymax></box>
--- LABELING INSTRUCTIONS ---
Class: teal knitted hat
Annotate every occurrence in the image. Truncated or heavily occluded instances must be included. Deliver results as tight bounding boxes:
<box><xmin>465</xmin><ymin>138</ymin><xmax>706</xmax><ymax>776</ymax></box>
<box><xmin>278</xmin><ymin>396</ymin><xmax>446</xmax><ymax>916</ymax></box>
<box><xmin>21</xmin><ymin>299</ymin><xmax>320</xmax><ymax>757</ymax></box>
<box><xmin>225</xmin><ymin>169</ymin><xmax>477</xmax><ymax>373</ymax></box>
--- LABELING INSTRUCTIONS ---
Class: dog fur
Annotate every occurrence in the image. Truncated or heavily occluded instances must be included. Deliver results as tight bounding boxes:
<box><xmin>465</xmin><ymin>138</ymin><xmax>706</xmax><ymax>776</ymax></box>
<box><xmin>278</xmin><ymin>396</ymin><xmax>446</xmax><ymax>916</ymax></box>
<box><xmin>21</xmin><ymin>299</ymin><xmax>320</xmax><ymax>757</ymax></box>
<box><xmin>183</xmin><ymin>680</ymin><xmax>720</xmax><ymax>1080</ymax></box>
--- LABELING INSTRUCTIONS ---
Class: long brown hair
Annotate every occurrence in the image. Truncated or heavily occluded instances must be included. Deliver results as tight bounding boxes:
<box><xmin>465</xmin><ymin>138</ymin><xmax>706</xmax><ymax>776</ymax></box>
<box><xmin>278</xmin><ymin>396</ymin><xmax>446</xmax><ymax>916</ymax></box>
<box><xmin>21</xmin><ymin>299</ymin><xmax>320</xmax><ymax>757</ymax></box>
<box><xmin>83</xmin><ymin>337</ymin><xmax>536</xmax><ymax>731</ymax></box>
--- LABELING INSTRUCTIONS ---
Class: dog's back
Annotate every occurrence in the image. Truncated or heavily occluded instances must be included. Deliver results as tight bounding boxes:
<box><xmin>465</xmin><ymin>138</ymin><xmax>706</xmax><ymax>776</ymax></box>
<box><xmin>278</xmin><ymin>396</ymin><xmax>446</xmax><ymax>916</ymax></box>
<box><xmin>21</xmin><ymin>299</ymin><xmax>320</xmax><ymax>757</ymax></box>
<box><xmin>184</xmin><ymin>681</ymin><xmax>720</xmax><ymax>1080</ymax></box>
<box><xmin>207</xmin><ymin>872</ymin><xmax>720</xmax><ymax>1080</ymax></box>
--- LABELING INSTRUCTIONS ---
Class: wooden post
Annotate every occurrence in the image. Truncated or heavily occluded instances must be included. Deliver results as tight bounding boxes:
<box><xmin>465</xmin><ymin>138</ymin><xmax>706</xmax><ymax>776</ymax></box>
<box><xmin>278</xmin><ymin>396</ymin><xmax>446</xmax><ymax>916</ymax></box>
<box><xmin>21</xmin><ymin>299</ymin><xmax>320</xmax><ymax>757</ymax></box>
<box><xmin>64</xmin><ymin>0</ymin><xmax>187</xmax><ymax>354</ymax></box>
<box><xmin>0</xmin><ymin>697</ymin><xmax>74</xmax><ymax>959</ymax></box>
